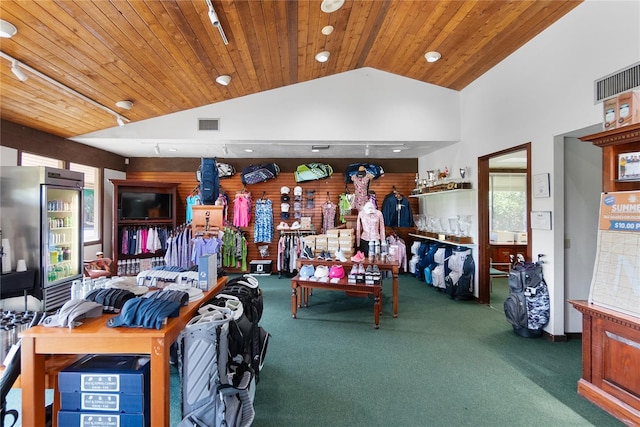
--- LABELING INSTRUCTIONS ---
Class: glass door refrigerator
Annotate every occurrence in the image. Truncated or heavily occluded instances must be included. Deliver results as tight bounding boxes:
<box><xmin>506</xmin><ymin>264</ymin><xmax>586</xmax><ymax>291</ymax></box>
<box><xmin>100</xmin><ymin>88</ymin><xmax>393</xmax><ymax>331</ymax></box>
<box><xmin>1</xmin><ymin>166</ymin><xmax>84</xmax><ymax>311</ymax></box>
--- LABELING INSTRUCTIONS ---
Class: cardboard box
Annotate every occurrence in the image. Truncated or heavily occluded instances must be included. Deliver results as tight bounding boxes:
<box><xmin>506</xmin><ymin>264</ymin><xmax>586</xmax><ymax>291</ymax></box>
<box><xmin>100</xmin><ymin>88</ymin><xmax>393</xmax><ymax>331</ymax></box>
<box><xmin>603</xmin><ymin>97</ymin><xmax>617</xmax><ymax>130</ymax></box>
<box><xmin>250</xmin><ymin>260</ymin><xmax>272</xmax><ymax>275</ymax></box>
<box><xmin>198</xmin><ymin>254</ymin><xmax>218</xmax><ymax>290</ymax></box>
<box><xmin>490</xmin><ymin>231</ymin><xmax>515</xmax><ymax>244</ymax></box>
<box><xmin>326</xmin><ymin>229</ymin><xmax>340</xmax><ymax>237</ymax></box>
<box><xmin>59</xmin><ymin>355</ymin><xmax>150</xmax><ymax>395</ymax></box>
<box><xmin>338</xmin><ymin>236</ymin><xmax>354</xmax><ymax>246</ymax></box>
<box><xmin>58</xmin><ymin>411</ymin><xmax>147</xmax><ymax>427</ymax></box>
<box><xmin>60</xmin><ymin>391</ymin><xmax>145</xmax><ymax>413</ymax></box>
<box><xmin>327</xmin><ymin>237</ymin><xmax>339</xmax><ymax>246</ymax></box>
<box><xmin>339</xmin><ymin>229</ymin><xmax>354</xmax><ymax>237</ymax></box>
<box><xmin>314</xmin><ymin>237</ymin><xmax>328</xmax><ymax>249</ymax></box>
<box><xmin>300</xmin><ymin>217</ymin><xmax>312</xmax><ymax>229</ymax></box>
<box><xmin>617</xmin><ymin>90</ymin><xmax>640</xmax><ymax>127</ymax></box>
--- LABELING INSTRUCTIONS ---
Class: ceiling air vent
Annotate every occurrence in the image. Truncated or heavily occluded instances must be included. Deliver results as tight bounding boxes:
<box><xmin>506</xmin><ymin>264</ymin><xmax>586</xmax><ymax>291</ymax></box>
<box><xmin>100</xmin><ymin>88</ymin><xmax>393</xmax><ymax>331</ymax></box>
<box><xmin>594</xmin><ymin>62</ymin><xmax>640</xmax><ymax>103</ymax></box>
<box><xmin>198</xmin><ymin>118</ymin><xmax>220</xmax><ymax>131</ymax></box>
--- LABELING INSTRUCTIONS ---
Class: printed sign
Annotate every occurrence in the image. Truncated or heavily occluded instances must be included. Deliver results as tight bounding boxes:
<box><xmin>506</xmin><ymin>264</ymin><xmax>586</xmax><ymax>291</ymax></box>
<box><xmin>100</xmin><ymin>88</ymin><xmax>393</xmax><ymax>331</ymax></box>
<box><xmin>598</xmin><ymin>191</ymin><xmax>640</xmax><ymax>231</ymax></box>
<box><xmin>589</xmin><ymin>191</ymin><xmax>640</xmax><ymax>318</ymax></box>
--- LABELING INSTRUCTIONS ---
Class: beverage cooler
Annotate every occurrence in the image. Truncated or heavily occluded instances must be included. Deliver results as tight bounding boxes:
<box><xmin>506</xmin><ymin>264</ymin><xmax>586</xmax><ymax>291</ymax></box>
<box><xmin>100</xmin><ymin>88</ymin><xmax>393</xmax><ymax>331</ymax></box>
<box><xmin>1</xmin><ymin>166</ymin><xmax>84</xmax><ymax>311</ymax></box>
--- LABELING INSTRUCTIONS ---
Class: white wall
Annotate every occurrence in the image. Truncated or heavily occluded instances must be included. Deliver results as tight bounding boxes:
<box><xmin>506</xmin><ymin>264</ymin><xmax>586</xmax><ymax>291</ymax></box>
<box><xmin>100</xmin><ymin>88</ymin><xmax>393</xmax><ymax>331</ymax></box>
<box><xmin>76</xmin><ymin>67</ymin><xmax>460</xmax><ymax>144</ymax></box>
<box><xmin>419</xmin><ymin>0</ymin><xmax>640</xmax><ymax>336</ymax></box>
<box><xmin>563</xmin><ymin>135</ymin><xmax>602</xmax><ymax>332</ymax></box>
<box><xmin>0</xmin><ymin>146</ymin><xmax>17</xmax><ymax>167</ymax></box>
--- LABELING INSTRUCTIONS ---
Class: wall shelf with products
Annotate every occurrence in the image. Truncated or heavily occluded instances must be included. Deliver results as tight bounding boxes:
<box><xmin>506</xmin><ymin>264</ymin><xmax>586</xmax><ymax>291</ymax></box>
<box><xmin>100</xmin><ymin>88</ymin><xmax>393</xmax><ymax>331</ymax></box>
<box><xmin>580</xmin><ymin>122</ymin><xmax>640</xmax><ymax>192</ymax></box>
<box><xmin>410</xmin><ymin>188</ymin><xmax>476</xmax><ymax>245</ymax></box>
<box><xmin>110</xmin><ymin>180</ymin><xmax>178</xmax><ymax>276</ymax></box>
<box><xmin>409</xmin><ymin>188</ymin><xmax>473</xmax><ymax>198</ymax></box>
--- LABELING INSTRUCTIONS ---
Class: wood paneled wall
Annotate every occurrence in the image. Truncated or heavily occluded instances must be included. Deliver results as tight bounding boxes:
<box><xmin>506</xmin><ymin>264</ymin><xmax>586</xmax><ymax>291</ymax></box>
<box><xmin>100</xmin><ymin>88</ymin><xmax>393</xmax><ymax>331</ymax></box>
<box><xmin>126</xmin><ymin>170</ymin><xmax>418</xmax><ymax>273</ymax></box>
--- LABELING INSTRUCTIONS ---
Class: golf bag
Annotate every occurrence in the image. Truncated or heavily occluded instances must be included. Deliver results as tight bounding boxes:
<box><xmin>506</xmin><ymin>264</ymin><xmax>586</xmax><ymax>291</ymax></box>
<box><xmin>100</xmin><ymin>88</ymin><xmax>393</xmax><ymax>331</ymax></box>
<box><xmin>198</xmin><ymin>157</ymin><xmax>220</xmax><ymax>205</ymax></box>
<box><xmin>178</xmin><ymin>274</ymin><xmax>269</xmax><ymax>427</ymax></box>
<box><xmin>177</xmin><ymin>304</ymin><xmax>255</xmax><ymax>427</ymax></box>
<box><xmin>503</xmin><ymin>261</ymin><xmax>550</xmax><ymax>337</ymax></box>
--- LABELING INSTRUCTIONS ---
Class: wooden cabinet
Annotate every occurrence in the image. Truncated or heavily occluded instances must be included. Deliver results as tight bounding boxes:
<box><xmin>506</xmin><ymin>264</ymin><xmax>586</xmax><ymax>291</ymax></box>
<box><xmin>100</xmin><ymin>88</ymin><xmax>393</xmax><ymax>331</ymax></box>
<box><xmin>110</xmin><ymin>180</ymin><xmax>178</xmax><ymax>275</ymax></box>
<box><xmin>572</xmin><ymin>123</ymin><xmax>640</xmax><ymax>424</ymax></box>
<box><xmin>490</xmin><ymin>244</ymin><xmax>526</xmax><ymax>271</ymax></box>
<box><xmin>580</xmin><ymin>122</ymin><xmax>640</xmax><ymax>192</ymax></box>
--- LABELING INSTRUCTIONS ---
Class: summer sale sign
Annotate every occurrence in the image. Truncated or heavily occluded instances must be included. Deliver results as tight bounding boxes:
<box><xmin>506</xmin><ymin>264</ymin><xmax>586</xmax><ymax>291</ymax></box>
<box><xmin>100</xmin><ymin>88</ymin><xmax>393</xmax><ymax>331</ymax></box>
<box><xmin>598</xmin><ymin>191</ymin><xmax>640</xmax><ymax>231</ymax></box>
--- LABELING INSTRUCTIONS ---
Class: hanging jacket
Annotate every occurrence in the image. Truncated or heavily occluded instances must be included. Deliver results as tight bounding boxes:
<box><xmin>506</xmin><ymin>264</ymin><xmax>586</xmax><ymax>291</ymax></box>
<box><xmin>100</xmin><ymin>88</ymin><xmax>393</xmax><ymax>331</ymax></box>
<box><xmin>382</xmin><ymin>193</ymin><xmax>414</xmax><ymax>227</ymax></box>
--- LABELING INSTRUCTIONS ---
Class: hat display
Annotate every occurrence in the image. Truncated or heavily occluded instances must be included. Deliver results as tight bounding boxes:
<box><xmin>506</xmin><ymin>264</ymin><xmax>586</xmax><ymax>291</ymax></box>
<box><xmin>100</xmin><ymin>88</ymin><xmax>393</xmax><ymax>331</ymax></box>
<box><xmin>299</xmin><ymin>264</ymin><xmax>315</xmax><ymax>279</ymax></box>
<box><xmin>280</xmin><ymin>194</ymin><xmax>290</xmax><ymax>203</ymax></box>
<box><xmin>281</xmin><ymin>203</ymin><xmax>290</xmax><ymax>212</ymax></box>
<box><xmin>294</xmin><ymin>186</ymin><xmax>303</xmax><ymax>196</ymax></box>
<box><xmin>314</xmin><ymin>265</ymin><xmax>329</xmax><ymax>278</ymax></box>
<box><xmin>329</xmin><ymin>265</ymin><xmax>345</xmax><ymax>279</ymax></box>
<box><xmin>280</xmin><ymin>186</ymin><xmax>290</xmax><ymax>194</ymax></box>
<box><xmin>291</xmin><ymin>221</ymin><xmax>301</xmax><ymax>230</ymax></box>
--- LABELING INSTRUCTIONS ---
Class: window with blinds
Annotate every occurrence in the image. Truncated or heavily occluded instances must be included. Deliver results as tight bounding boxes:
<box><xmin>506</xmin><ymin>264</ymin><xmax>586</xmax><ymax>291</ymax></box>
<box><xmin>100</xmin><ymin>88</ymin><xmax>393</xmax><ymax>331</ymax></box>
<box><xmin>489</xmin><ymin>173</ymin><xmax>527</xmax><ymax>233</ymax></box>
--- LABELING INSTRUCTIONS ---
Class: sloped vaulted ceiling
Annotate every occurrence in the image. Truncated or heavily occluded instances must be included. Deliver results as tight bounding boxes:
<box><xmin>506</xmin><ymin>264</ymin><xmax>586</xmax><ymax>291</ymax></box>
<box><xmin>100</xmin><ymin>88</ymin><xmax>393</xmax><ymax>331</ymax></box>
<box><xmin>0</xmin><ymin>0</ymin><xmax>582</xmax><ymax>158</ymax></box>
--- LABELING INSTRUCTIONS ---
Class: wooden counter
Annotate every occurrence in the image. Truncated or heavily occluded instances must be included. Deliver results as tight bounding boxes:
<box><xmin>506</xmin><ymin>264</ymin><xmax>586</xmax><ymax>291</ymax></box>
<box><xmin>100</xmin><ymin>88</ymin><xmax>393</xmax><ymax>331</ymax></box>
<box><xmin>20</xmin><ymin>276</ymin><xmax>228</xmax><ymax>427</ymax></box>
<box><xmin>569</xmin><ymin>300</ymin><xmax>640</xmax><ymax>425</ymax></box>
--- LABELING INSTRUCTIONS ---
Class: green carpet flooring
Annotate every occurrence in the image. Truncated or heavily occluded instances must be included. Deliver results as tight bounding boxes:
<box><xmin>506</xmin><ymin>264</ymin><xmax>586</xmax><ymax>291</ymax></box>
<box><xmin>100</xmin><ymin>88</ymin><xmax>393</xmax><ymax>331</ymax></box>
<box><xmin>172</xmin><ymin>273</ymin><xmax>621</xmax><ymax>426</ymax></box>
<box><xmin>5</xmin><ymin>273</ymin><xmax>623</xmax><ymax>426</ymax></box>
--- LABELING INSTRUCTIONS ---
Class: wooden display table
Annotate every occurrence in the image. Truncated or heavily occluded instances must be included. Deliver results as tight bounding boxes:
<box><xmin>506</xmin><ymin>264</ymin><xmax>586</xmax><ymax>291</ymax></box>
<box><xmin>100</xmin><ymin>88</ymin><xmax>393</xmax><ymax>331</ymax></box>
<box><xmin>291</xmin><ymin>275</ymin><xmax>382</xmax><ymax>328</ymax></box>
<box><xmin>20</xmin><ymin>277</ymin><xmax>228</xmax><ymax>427</ymax></box>
<box><xmin>295</xmin><ymin>258</ymin><xmax>399</xmax><ymax>317</ymax></box>
<box><xmin>569</xmin><ymin>300</ymin><xmax>640</xmax><ymax>425</ymax></box>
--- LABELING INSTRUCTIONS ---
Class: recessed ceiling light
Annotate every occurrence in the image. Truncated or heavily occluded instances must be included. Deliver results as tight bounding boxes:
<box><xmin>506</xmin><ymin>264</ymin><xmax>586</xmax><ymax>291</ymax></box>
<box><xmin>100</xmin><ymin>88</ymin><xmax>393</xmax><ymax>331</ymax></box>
<box><xmin>244</xmin><ymin>149</ymin><xmax>253</xmax><ymax>153</ymax></box>
<box><xmin>0</xmin><ymin>20</ymin><xmax>17</xmax><ymax>38</ymax></box>
<box><xmin>321</xmin><ymin>0</ymin><xmax>345</xmax><ymax>13</ymax></box>
<box><xmin>392</xmin><ymin>149</ymin><xmax>402</xmax><ymax>153</ymax></box>
<box><xmin>424</xmin><ymin>51</ymin><xmax>441</xmax><ymax>63</ymax></box>
<box><xmin>315</xmin><ymin>51</ymin><xmax>330</xmax><ymax>63</ymax></box>
<box><xmin>312</xmin><ymin>149</ymin><xmax>320</xmax><ymax>153</ymax></box>
<box><xmin>216</xmin><ymin>75</ymin><xmax>231</xmax><ymax>86</ymax></box>
<box><xmin>321</xmin><ymin>25</ymin><xmax>334</xmax><ymax>36</ymax></box>
<box><xmin>168</xmin><ymin>148</ymin><xmax>177</xmax><ymax>152</ymax></box>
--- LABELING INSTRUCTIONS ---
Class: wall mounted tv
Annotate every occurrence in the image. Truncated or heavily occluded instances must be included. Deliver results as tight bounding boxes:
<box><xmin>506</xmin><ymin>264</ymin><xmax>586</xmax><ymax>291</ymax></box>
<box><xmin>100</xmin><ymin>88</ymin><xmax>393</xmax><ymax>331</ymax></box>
<box><xmin>119</xmin><ymin>191</ymin><xmax>173</xmax><ymax>220</ymax></box>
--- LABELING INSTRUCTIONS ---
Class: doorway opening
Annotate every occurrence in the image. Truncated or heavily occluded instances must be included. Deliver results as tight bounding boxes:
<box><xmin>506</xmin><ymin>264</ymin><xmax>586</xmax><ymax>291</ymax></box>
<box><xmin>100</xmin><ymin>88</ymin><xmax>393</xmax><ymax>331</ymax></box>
<box><xmin>477</xmin><ymin>143</ymin><xmax>531</xmax><ymax>306</ymax></box>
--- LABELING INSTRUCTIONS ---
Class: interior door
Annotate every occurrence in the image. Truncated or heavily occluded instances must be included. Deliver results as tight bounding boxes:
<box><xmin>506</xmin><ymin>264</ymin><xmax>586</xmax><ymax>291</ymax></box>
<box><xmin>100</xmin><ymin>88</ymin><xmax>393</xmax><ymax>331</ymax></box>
<box><xmin>477</xmin><ymin>143</ymin><xmax>531</xmax><ymax>305</ymax></box>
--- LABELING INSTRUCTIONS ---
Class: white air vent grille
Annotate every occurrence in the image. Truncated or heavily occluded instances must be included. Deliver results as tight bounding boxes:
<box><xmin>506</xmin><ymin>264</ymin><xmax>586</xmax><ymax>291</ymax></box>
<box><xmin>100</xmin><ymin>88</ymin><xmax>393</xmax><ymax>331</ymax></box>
<box><xmin>198</xmin><ymin>118</ymin><xmax>220</xmax><ymax>131</ymax></box>
<box><xmin>594</xmin><ymin>62</ymin><xmax>640</xmax><ymax>103</ymax></box>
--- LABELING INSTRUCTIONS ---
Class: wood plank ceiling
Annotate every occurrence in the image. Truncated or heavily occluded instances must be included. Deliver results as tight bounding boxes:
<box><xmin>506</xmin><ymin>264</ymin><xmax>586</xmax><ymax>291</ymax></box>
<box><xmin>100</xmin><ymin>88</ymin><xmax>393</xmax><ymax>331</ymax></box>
<box><xmin>0</xmin><ymin>0</ymin><xmax>582</xmax><ymax>154</ymax></box>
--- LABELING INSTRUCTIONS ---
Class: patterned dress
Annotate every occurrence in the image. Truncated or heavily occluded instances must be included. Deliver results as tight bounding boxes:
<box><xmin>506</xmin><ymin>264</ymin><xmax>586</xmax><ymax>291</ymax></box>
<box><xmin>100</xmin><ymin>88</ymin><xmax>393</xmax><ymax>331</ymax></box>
<box><xmin>352</xmin><ymin>174</ymin><xmax>371</xmax><ymax>211</ymax></box>
<box><xmin>253</xmin><ymin>198</ymin><xmax>274</xmax><ymax>243</ymax></box>
<box><xmin>322</xmin><ymin>201</ymin><xmax>337</xmax><ymax>234</ymax></box>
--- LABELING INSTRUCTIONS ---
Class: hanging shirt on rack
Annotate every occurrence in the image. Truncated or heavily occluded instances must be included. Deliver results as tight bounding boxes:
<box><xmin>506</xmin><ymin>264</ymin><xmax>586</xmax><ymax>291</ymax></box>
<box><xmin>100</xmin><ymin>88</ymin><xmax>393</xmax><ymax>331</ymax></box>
<box><xmin>382</xmin><ymin>192</ymin><xmax>414</xmax><ymax>227</ymax></box>
<box><xmin>233</xmin><ymin>192</ymin><xmax>252</xmax><ymax>227</ymax></box>
<box><xmin>186</xmin><ymin>194</ymin><xmax>201</xmax><ymax>223</ymax></box>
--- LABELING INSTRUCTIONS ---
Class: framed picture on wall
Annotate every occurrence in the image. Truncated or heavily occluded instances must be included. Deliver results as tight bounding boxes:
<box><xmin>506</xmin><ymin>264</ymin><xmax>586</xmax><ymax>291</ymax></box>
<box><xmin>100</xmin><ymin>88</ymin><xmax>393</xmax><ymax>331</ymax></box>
<box><xmin>618</xmin><ymin>152</ymin><xmax>640</xmax><ymax>181</ymax></box>
<box><xmin>533</xmin><ymin>173</ymin><xmax>550</xmax><ymax>198</ymax></box>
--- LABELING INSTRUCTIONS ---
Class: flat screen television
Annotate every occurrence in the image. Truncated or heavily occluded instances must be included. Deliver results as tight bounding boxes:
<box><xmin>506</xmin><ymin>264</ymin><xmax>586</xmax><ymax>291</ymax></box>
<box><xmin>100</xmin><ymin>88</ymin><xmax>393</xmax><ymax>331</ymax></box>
<box><xmin>119</xmin><ymin>191</ymin><xmax>172</xmax><ymax>220</ymax></box>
